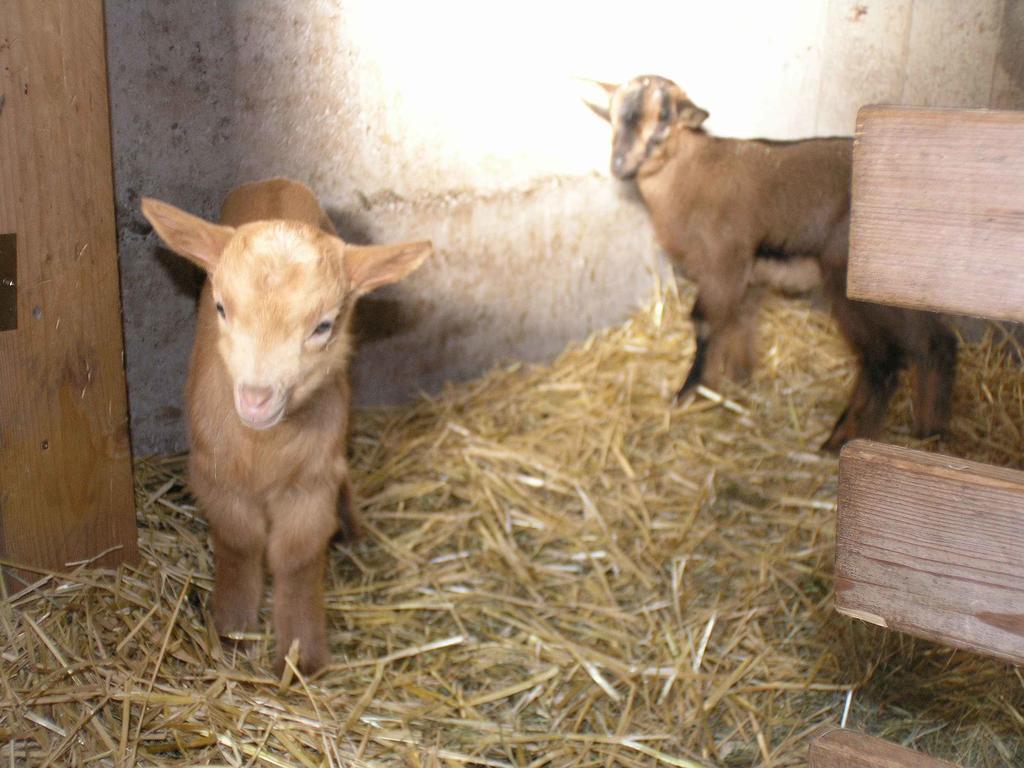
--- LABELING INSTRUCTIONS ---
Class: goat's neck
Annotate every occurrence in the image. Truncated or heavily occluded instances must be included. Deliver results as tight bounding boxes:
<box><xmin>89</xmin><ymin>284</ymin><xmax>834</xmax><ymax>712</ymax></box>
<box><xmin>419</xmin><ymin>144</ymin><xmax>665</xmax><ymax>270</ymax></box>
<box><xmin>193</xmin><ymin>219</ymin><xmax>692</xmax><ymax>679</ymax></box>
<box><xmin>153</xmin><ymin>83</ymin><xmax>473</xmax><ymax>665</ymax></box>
<box><xmin>635</xmin><ymin>126</ymin><xmax>703</xmax><ymax>207</ymax></box>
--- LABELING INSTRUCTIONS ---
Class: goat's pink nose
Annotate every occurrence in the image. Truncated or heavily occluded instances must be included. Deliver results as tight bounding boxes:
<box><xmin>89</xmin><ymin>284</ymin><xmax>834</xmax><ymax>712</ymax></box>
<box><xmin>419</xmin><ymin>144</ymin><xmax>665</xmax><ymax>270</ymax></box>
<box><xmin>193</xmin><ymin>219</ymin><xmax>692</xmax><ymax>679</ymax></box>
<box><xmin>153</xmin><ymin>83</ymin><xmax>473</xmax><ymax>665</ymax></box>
<box><xmin>238</xmin><ymin>384</ymin><xmax>275</xmax><ymax>412</ymax></box>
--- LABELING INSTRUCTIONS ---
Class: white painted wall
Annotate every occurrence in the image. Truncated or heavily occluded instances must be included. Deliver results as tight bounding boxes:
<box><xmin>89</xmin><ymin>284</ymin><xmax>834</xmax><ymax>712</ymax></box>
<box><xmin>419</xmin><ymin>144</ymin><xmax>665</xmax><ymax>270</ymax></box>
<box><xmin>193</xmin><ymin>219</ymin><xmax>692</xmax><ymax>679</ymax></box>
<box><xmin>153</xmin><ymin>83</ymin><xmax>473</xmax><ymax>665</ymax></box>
<box><xmin>251</xmin><ymin>0</ymin><xmax>1017</xmax><ymax>196</ymax></box>
<box><xmin>109</xmin><ymin>0</ymin><xmax>1024</xmax><ymax>453</ymax></box>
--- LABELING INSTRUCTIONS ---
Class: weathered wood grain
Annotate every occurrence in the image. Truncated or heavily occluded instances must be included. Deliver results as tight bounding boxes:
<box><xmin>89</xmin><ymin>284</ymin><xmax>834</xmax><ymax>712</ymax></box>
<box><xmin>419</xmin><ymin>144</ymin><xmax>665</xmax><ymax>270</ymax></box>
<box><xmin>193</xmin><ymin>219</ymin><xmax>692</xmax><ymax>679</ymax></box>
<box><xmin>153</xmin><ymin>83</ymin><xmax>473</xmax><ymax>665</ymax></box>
<box><xmin>836</xmin><ymin>439</ymin><xmax>1024</xmax><ymax>665</ymax></box>
<box><xmin>849</xmin><ymin>105</ymin><xmax>1024</xmax><ymax>323</ymax></box>
<box><xmin>809</xmin><ymin>729</ymin><xmax>959</xmax><ymax>768</ymax></box>
<box><xmin>0</xmin><ymin>0</ymin><xmax>137</xmax><ymax>582</ymax></box>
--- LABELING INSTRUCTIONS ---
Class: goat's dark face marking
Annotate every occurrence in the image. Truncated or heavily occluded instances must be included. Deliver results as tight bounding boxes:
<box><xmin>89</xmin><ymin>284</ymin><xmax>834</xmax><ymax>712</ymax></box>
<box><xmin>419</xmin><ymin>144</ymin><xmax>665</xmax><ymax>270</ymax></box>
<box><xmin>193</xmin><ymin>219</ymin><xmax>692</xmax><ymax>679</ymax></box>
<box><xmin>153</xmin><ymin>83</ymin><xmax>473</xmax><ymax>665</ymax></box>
<box><xmin>603</xmin><ymin>76</ymin><xmax>709</xmax><ymax>180</ymax></box>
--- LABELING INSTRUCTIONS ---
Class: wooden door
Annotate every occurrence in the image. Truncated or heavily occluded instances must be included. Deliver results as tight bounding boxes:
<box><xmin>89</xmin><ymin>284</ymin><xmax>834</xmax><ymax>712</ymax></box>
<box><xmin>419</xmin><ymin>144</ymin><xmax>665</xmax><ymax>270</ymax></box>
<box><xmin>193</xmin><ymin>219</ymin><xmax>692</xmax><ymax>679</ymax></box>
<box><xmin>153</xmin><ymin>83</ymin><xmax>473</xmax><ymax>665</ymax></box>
<box><xmin>0</xmin><ymin>0</ymin><xmax>137</xmax><ymax>585</ymax></box>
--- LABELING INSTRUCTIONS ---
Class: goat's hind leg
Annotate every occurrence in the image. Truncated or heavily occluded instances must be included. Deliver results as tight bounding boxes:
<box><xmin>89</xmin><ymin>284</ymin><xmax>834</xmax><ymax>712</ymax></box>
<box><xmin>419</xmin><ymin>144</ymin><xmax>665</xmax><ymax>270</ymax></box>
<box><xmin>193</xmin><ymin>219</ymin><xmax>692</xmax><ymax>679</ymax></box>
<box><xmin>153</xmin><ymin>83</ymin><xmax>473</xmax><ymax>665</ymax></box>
<box><xmin>822</xmin><ymin>342</ymin><xmax>904</xmax><ymax>452</ymax></box>
<box><xmin>821</xmin><ymin>252</ymin><xmax>906</xmax><ymax>451</ymax></box>
<box><xmin>910</xmin><ymin>319</ymin><xmax>957</xmax><ymax>439</ymax></box>
<box><xmin>331</xmin><ymin>475</ymin><xmax>363</xmax><ymax>545</ymax></box>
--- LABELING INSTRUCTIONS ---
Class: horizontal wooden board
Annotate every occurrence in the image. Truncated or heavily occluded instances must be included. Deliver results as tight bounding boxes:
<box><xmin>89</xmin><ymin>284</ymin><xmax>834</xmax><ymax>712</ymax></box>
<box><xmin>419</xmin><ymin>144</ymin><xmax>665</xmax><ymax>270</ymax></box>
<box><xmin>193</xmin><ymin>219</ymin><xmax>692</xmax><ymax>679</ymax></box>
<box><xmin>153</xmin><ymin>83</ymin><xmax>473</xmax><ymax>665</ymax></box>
<box><xmin>849</xmin><ymin>105</ymin><xmax>1024</xmax><ymax>323</ymax></box>
<box><xmin>836</xmin><ymin>439</ymin><xmax>1024</xmax><ymax>665</ymax></box>
<box><xmin>809</xmin><ymin>729</ymin><xmax>958</xmax><ymax>768</ymax></box>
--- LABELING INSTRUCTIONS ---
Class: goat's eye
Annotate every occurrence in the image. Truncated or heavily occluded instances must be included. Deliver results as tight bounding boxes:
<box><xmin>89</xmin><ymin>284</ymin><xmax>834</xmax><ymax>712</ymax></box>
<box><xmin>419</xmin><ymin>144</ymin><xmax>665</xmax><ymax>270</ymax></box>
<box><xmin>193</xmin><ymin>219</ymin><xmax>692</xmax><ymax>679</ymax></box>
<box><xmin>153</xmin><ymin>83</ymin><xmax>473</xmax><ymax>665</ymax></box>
<box><xmin>312</xmin><ymin>320</ymin><xmax>333</xmax><ymax>337</ymax></box>
<box><xmin>215</xmin><ymin>302</ymin><xmax>226</xmax><ymax>319</ymax></box>
<box><xmin>659</xmin><ymin>104</ymin><xmax>671</xmax><ymax>122</ymax></box>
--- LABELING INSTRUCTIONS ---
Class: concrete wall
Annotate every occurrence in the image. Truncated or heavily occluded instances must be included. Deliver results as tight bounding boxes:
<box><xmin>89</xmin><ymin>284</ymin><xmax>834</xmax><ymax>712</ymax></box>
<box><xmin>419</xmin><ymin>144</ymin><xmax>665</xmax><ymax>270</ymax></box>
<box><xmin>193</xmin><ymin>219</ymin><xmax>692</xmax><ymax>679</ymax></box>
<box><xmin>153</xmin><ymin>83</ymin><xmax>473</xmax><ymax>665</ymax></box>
<box><xmin>107</xmin><ymin>0</ymin><xmax>1024</xmax><ymax>455</ymax></box>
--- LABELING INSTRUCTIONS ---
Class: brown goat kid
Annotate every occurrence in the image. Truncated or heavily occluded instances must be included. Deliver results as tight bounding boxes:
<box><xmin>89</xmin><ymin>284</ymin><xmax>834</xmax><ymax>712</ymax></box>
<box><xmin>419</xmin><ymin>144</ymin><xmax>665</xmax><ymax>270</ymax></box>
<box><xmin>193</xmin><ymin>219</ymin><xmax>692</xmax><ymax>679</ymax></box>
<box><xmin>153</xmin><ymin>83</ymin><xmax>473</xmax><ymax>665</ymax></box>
<box><xmin>142</xmin><ymin>178</ymin><xmax>431</xmax><ymax>673</ymax></box>
<box><xmin>585</xmin><ymin>75</ymin><xmax>956</xmax><ymax>450</ymax></box>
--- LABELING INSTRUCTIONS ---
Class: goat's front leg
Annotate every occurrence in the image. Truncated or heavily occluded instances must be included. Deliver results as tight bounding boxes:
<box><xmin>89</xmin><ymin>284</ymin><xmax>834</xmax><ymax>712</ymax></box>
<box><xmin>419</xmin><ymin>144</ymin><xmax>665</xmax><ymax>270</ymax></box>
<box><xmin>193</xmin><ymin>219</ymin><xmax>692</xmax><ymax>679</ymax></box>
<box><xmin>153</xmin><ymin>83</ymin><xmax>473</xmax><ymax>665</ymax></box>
<box><xmin>674</xmin><ymin>269</ymin><xmax>757</xmax><ymax>403</ymax></box>
<box><xmin>266</xmin><ymin>486</ymin><xmax>339</xmax><ymax>675</ymax></box>
<box><xmin>204</xmin><ymin>493</ymin><xmax>267</xmax><ymax>638</ymax></box>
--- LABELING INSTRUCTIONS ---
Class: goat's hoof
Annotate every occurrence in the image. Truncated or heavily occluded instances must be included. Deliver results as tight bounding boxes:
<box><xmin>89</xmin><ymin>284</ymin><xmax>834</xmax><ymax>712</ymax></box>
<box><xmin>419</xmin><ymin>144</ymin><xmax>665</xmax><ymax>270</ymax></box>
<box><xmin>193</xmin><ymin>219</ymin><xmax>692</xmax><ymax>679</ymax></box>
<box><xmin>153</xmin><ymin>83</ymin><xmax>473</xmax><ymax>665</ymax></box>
<box><xmin>820</xmin><ymin>436</ymin><xmax>843</xmax><ymax>454</ymax></box>
<box><xmin>672</xmin><ymin>384</ymin><xmax>696</xmax><ymax>406</ymax></box>
<box><xmin>213</xmin><ymin>607</ymin><xmax>259</xmax><ymax>640</ymax></box>
<box><xmin>274</xmin><ymin>645</ymin><xmax>328</xmax><ymax>678</ymax></box>
<box><xmin>820</xmin><ymin>426</ymin><xmax>851</xmax><ymax>453</ymax></box>
<box><xmin>911</xmin><ymin>421</ymin><xmax>948</xmax><ymax>442</ymax></box>
<box><xmin>333</xmin><ymin>483</ymin><xmax>364</xmax><ymax>544</ymax></box>
<box><xmin>331</xmin><ymin>520</ymin><xmax>363</xmax><ymax>547</ymax></box>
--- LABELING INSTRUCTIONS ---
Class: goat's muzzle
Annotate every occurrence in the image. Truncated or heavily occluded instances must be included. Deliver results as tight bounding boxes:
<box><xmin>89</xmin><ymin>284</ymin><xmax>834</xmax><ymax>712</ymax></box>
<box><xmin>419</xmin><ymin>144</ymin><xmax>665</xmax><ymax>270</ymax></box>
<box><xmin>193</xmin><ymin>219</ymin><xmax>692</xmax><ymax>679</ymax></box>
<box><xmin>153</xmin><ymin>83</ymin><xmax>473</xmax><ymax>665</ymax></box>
<box><xmin>235</xmin><ymin>383</ymin><xmax>286</xmax><ymax>430</ymax></box>
<box><xmin>611</xmin><ymin>155</ymin><xmax>637</xmax><ymax>180</ymax></box>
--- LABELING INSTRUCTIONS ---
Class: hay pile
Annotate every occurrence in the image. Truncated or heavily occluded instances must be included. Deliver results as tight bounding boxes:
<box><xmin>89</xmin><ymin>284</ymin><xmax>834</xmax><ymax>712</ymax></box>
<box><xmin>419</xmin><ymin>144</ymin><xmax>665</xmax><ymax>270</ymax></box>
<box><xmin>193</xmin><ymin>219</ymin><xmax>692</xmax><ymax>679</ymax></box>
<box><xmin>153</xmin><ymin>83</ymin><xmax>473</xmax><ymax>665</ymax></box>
<box><xmin>3</xmin><ymin>284</ymin><xmax>1023</xmax><ymax>767</ymax></box>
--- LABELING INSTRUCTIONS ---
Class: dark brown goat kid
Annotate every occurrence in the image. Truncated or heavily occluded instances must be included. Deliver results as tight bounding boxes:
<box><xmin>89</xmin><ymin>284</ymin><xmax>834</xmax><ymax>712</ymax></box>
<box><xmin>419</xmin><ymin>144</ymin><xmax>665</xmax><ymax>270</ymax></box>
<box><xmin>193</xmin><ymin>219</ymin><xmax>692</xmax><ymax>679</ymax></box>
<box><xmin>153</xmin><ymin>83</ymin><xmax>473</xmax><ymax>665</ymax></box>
<box><xmin>585</xmin><ymin>75</ymin><xmax>956</xmax><ymax>450</ymax></box>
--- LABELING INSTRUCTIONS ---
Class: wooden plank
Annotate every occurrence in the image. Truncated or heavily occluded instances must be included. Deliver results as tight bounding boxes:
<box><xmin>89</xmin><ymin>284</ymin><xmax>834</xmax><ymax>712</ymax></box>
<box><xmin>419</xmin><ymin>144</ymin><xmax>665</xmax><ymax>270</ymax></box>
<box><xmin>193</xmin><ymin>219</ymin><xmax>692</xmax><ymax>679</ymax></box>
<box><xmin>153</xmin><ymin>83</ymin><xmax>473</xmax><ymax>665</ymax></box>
<box><xmin>836</xmin><ymin>440</ymin><xmax>1024</xmax><ymax>665</ymax></box>
<box><xmin>0</xmin><ymin>0</ymin><xmax>137</xmax><ymax>582</ymax></box>
<box><xmin>809</xmin><ymin>729</ymin><xmax>958</xmax><ymax>768</ymax></box>
<box><xmin>848</xmin><ymin>105</ymin><xmax>1024</xmax><ymax>323</ymax></box>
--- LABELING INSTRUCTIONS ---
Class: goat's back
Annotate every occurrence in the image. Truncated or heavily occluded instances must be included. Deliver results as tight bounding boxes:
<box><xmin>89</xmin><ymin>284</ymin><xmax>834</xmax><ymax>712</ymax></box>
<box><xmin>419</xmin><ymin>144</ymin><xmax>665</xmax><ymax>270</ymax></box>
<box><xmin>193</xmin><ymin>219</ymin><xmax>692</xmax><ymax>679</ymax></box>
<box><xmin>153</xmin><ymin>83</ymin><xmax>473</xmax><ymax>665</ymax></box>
<box><xmin>704</xmin><ymin>135</ymin><xmax>851</xmax><ymax>219</ymax></box>
<box><xmin>219</xmin><ymin>178</ymin><xmax>336</xmax><ymax>234</ymax></box>
<box><xmin>749</xmin><ymin>136</ymin><xmax>851</xmax><ymax>206</ymax></box>
<box><xmin>755</xmin><ymin>137</ymin><xmax>851</xmax><ymax>257</ymax></box>
<box><xmin>694</xmin><ymin>134</ymin><xmax>852</xmax><ymax>255</ymax></box>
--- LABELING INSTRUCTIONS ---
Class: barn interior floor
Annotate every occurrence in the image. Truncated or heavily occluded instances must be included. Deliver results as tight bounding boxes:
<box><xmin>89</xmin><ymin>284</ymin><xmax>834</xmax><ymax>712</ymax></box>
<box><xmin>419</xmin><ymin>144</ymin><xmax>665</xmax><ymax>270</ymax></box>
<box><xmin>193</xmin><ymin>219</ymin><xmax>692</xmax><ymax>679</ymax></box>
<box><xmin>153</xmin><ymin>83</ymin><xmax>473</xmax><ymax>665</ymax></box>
<box><xmin>3</xmin><ymin>284</ymin><xmax>1022</xmax><ymax>767</ymax></box>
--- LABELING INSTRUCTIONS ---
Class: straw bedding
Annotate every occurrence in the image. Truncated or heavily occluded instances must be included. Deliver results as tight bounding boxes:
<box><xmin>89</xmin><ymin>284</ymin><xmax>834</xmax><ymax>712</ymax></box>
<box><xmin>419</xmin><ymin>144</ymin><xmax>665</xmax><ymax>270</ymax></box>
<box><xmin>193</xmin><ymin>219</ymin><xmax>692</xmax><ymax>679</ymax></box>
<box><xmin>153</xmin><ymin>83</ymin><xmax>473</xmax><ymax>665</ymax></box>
<box><xmin>3</xmin><ymin>283</ymin><xmax>1023</xmax><ymax>767</ymax></box>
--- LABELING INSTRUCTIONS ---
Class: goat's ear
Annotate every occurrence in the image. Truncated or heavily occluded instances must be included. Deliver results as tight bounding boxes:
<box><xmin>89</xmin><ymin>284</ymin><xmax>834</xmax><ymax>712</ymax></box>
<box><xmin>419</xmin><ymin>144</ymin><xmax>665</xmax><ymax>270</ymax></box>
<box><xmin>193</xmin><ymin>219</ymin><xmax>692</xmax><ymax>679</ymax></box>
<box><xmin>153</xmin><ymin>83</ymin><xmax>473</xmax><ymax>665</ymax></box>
<box><xmin>343</xmin><ymin>240</ymin><xmax>432</xmax><ymax>296</ymax></box>
<box><xmin>577</xmin><ymin>78</ymin><xmax>617</xmax><ymax>123</ymax></box>
<box><xmin>677</xmin><ymin>99</ymin><xmax>709</xmax><ymax>129</ymax></box>
<box><xmin>140</xmin><ymin>197</ymin><xmax>235</xmax><ymax>271</ymax></box>
<box><xmin>583</xmin><ymin>97</ymin><xmax>611</xmax><ymax>122</ymax></box>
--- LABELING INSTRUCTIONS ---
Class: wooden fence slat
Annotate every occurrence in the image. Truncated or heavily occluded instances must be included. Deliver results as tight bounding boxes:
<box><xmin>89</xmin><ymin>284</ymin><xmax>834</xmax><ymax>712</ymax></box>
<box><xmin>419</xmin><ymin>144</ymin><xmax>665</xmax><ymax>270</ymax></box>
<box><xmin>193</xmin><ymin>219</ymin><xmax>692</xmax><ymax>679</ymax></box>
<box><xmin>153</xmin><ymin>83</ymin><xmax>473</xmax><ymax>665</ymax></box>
<box><xmin>809</xmin><ymin>729</ymin><xmax>959</xmax><ymax>768</ymax></box>
<box><xmin>836</xmin><ymin>439</ymin><xmax>1024</xmax><ymax>665</ymax></box>
<box><xmin>849</xmin><ymin>105</ymin><xmax>1024</xmax><ymax>323</ymax></box>
<box><xmin>0</xmin><ymin>0</ymin><xmax>137</xmax><ymax>582</ymax></box>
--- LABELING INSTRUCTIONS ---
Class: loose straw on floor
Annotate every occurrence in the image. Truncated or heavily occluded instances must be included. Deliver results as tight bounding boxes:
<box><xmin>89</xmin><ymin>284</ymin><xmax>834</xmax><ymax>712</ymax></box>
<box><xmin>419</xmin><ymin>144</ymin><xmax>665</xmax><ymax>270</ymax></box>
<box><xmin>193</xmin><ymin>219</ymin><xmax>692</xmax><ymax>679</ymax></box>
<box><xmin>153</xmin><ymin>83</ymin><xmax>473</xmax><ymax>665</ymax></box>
<box><xmin>3</xmin><ymin>284</ymin><xmax>1022</xmax><ymax>767</ymax></box>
